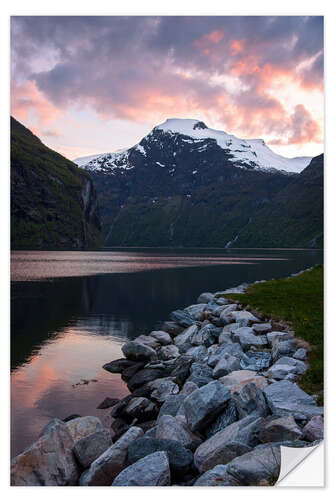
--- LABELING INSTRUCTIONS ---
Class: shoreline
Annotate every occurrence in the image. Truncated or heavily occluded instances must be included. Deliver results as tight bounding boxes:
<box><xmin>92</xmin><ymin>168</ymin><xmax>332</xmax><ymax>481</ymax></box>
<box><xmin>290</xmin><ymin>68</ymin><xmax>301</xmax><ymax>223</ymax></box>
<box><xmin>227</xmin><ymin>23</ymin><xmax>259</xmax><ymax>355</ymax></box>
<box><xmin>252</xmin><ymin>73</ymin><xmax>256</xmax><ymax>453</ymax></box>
<box><xmin>11</xmin><ymin>268</ymin><xmax>324</xmax><ymax>486</ymax></box>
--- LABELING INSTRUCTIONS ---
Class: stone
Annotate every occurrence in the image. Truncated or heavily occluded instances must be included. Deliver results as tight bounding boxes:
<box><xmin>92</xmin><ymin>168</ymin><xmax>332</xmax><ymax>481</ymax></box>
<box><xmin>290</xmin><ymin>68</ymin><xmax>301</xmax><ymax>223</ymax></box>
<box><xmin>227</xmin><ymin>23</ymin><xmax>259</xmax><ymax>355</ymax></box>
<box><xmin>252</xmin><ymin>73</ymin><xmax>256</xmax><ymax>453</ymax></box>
<box><xmin>169</xmin><ymin>356</ymin><xmax>192</xmax><ymax>385</ymax></box>
<box><xmin>66</xmin><ymin>416</ymin><xmax>104</xmax><ymax>444</ymax></box>
<box><xmin>150</xmin><ymin>330</ymin><xmax>172</xmax><ymax>345</ymax></box>
<box><xmin>264</xmin><ymin>380</ymin><xmax>324</xmax><ymax>421</ymax></box>
<box><xmin>230</xmin><ymin>310</ymin><xmax>259</xmax><ymax>326</ymax></box>
<box><xmin>161</xmin><ymin>321</ymin><xmax>184</xmax><ymax>337</ymax></box>
<box><xmin>180</xmin><ymin>381</ymin><xmax>199</xmax><ymax>396</ymax></box>
<box><xmin>232</xmin><ymin>382</ymin><xmax>270</xmax><ymax>418</ymax></box>
<box><xmin>220</xmin><ymin>370</ymin><xmax>268</xmax><ymax>393</ymax></box>
<box><xmin>194</xmin><ymin>464</ymin><xmax>238</xmax><ymax>486</ymax></box>
<box><xmin>157</xmin><ymin>394</ymin><xmax>186</xmax><ymax>421</ymax></box>
<box><xmin>233</xmin><ymin>327</ymin><xmax>268</xmax><ymax>350</ymax></box>
<box><xmin>302</xmin><ymin>415</ymin><xmax>324</xmax><ymax>441</ymax></box>
<box><xmin>97</xmin><ymin>397</ymin><xmax>119</xmax><ymax>409</ymax></box>
<box><xmin>103</xmin><ymin>358</ymin><xmax>136</xmax><ymax>373</ymax></box>
<box><xmin>127</xmin><ymin>367</ymin><xmax>167</xmax><ymax>391</ymax></box>
<box><xmin>73</xmin><ymin>429</ymin><xmax>112</xmax><ymax>468</ymax></box>
<box><xmin>145</xmin><ymin>427</ymin><xmax>157</xmax><ymax>438</ymax></box>
<box><xmin>156</xmin><ymin>415</ymin><xmax>202</xmax><ymax>451</ymax></box>
<box><xmin>191</xmin><ymin>324</ymin><xmax>220</xmax><ymax>347</ymax></box>
<box><xmin>218</xmin><ymin>332</ymin><xmax>232</xmax><ymax>345</ymax></box>
<box><xmin>258</xmin><ymin>416</ymin><xmax>303</xmax><ymax>443</ymax></box>
<box><xmin>184</xmin><ymin>303</ymin><xmax>207</xmax><ymax>320</ymax></box>
<box><xmin>267</xmin><ymin>356</ymin><xmax>307</xmax><ymax>380</ymax></box>
<box><xmin>194</xmin><ymin>415</ymin><xmax>263</xmax><ymax>472</ymax></box>
<box><xmin>272</xmin><ymin>339</ymin><xmax>296</xmax><ymax>361</ymax></box>
<box><xmin>207</xmin><ymin>342</ymin><xmax>243</xmax><ymax>367</ymax></box>
<box><xmin>204</xmin><ymin>400</ymin><xmax>239</xmax><ymax>439</ymax></box>
<box><xmin>170</xmin><ymin>309</ymin><xmax>197</xmax><ymax>327</ymax></box>
<box><xmin>213</xmin><ymin>354</ymin><xmax>241</xmax><ymax>378</ymax></box>
<box><xmin>111</xmin><ymin>418</ymin><xmax>129</xmax><ymax>441</ymax></box>
<box><xmin>122</xmin><ymin>341</ymin><xmax>157</xmax><ymax>362</ymax></box>
<box><xmin>240</xmin><ymin>351</ymin><xmax>272</xmax><ymax>371</ymax></box>
<box><xmin>122</xmin><ymin>397</ymin><xmax>157</xmax><ymax>422</ymax></box>
<box><xmin>121</xmin><ymin>362</ymin><xmax>145</xmax><ymax>382</ymax></box>
<box><xmin>252</xmin><ymin>322</ymin><xmax>272</xmax><ymax>334</ymax></box>
<box><xmin>112</xmin><ymin>451</ymin><xmax>171</xmax><ymax>486</ymax></box>
<box><xmin>80</xmin><ymin>426</ymin><xmax>144</xmax><ymax>486</ymax></box>
<box><xmin>11</xmin><ymin>419</ymin><xmax>79</xmax><ymax>486</ymax></box>
<box><xmin>135</xmin><ymin>334</ymin><xmax>160</xmax><ymax>349</ymax></box>
<box><xmin>174</xmin><ymin>324</ymin><xmax>198</xmax><ymax>347</ymax></box>
<box><xmin>220</xmin><ymin>304</ymin><xmax>238</xmax><ymax>325</ymax></box>
<box><xmin>183</xmin><ymin>380</ymin><xmax>231</xmax><ymax>431</ymax></box>
<box><xmin>127</xmin><ymin>437</ymin><xmax>193</xmax><ymax>477</ymax></box>
<box><xmin>223</xmin><ymin>322</ymin><xmax>241</xmax><ymax>334</ymax></box>
<box><xmin>187</xmin><ymin>361</ymin><xmax>214</xmax><ymax>387</ymax></box>
<box><xmin>186</xmin><ymin>345</ymin><xmax>208</xmax><ymax>362</ymax></box>
<box><xmin>267</xmin><ymin>331</ymin><xmax>294</xmax><ymax>346</ymax></box>
<box><xmin>148</xmin><ymin>377</ymin><xmax>180</xmax><ymax>403</ymax></box>
<box><xmin>293</xmin><ymin>348</ymin><xmax>308</xmax><ymax>361</ymax></box>
<box><xmin>159</xmin><ymin>344</ymin><xmax>180</xmax><ymax>360</ymax></box>
<box><xmin>197</xmin><ymin>292</ymin><xmax>215</xmax><ymax>304</ymax></box>
<box><xmin>111</xmin><ymin>395</ymin><xmax>133</xmax><ymax>418</ymax></box>
<box><xmin>214</xmin><ymin>296</ymin><xmax>229</xmax><ymax>305</ymax></box>
<box><xmin>226</xmin><ymin>442</ymin><xmax>282</xmax><ymax>485</ymax></box>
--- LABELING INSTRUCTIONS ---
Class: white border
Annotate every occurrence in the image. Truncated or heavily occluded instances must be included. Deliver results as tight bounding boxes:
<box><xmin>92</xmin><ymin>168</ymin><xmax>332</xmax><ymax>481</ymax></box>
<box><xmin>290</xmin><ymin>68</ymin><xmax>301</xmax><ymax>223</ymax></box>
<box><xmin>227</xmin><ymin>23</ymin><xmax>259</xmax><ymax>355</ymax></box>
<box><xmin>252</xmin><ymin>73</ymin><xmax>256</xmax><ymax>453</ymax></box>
<box><xmin>1</xmin><ymin>1</ymin><xmax>331</xmax><ymax>498</ymax></box>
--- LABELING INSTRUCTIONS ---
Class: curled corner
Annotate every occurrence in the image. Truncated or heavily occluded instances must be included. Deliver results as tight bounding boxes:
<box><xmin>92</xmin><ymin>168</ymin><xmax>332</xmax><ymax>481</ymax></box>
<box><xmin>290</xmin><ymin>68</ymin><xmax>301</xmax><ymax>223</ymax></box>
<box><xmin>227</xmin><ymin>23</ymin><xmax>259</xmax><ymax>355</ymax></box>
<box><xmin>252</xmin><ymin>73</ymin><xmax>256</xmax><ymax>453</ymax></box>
<box><xmin>276</xmin><ymin>441</ymin><xmax>324</xmax><ymax>487</ymax></box>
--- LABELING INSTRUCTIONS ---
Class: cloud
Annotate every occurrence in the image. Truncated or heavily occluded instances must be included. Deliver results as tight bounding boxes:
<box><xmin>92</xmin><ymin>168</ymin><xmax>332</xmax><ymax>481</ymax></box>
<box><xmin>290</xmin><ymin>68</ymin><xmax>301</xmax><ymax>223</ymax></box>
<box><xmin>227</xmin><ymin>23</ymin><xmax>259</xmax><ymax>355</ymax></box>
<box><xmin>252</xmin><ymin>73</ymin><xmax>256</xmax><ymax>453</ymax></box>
<box><xmin>11</xmin><ymin>16</ymin><xmax>323</xmax><ymax>149</ymax></box>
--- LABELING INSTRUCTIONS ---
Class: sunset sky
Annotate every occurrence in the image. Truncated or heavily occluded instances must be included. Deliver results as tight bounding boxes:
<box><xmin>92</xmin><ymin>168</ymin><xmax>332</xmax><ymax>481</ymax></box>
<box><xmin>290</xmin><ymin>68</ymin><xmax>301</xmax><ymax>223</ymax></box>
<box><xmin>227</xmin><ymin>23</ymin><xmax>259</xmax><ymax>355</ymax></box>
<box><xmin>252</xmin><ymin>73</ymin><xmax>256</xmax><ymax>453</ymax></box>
<box><xmin>11</xmin><ymin>16</ymin><xmax>324</xmax><ymax>160</ymax></box>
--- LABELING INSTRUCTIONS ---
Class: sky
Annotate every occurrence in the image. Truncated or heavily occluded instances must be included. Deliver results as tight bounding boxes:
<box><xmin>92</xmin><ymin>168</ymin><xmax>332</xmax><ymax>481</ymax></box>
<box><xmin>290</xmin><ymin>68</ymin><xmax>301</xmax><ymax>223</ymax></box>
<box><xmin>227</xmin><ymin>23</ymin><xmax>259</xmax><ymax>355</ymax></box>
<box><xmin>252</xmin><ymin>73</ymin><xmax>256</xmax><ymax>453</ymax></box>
<box><xmin>11</xmin><ymin>16</ymin><xmax>324</xmax><ymax>160</ymax></box>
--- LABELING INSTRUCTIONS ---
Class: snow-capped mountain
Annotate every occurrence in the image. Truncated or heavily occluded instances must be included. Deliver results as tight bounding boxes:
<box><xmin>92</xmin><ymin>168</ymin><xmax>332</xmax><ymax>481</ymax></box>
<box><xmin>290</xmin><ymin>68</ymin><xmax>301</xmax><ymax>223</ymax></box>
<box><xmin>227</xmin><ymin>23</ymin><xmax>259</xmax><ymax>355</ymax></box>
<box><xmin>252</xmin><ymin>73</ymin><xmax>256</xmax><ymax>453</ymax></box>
<box><xmin>74</xmin><ymin>153</ymin><xmax>106</xmax><ymax>167</ymax></box>
<box><xmin>80</xmin><ymin>118</ymin><xmax>311</xmax><ymax>175</ymax></box>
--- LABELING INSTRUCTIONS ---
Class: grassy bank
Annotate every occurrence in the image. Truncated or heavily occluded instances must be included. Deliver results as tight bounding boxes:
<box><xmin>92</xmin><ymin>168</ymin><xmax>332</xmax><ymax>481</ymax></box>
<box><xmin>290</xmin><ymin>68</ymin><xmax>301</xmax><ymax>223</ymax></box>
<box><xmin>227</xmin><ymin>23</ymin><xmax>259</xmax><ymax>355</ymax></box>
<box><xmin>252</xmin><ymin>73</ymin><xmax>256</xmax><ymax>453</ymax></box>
<box><xmin>225</xmin><ymin>265</ymin><xmax>323</xmax><ymax>403</ymax></box>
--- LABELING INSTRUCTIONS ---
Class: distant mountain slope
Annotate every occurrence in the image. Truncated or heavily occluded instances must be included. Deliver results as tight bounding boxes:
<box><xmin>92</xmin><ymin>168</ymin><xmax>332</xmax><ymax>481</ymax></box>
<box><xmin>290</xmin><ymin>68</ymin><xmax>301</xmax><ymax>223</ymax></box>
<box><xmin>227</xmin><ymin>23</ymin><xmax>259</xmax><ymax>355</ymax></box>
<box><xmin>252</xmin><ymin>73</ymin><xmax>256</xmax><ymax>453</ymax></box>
<box><xmin>77</xmin><ymin>118</ymin><xmax>321</xmax><ymax>248</ymax></box>
<box><xmin>11</xmin><ymin>117</ymin><xmax>102</xmax><ymax>249</ymax></box>
<box><xmin>234</xmin><ymin>154</ymin><xmax>324</xmax><ymax>248</ymax></box>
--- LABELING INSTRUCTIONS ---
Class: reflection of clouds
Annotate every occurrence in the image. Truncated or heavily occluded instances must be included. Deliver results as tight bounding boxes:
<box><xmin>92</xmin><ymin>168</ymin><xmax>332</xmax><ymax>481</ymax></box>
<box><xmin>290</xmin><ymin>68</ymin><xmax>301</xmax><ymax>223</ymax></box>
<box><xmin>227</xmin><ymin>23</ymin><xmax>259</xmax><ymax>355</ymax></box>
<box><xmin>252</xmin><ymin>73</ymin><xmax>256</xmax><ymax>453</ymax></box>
<box><xmin>11</xmin><ymin>328</ymin><xmax>129</xmax><ymax>457</ymax></box>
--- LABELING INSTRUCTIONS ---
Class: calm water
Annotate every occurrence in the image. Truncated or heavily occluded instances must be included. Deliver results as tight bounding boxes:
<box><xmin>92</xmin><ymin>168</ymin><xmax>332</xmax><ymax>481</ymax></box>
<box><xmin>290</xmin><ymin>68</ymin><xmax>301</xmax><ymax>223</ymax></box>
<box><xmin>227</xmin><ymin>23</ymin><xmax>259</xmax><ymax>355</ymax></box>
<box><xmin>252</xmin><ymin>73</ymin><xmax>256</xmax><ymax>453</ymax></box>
<box><xmin>11</xmin><ymin>248</ymin><xmax>322</xmax><ymax>457</ymax></box>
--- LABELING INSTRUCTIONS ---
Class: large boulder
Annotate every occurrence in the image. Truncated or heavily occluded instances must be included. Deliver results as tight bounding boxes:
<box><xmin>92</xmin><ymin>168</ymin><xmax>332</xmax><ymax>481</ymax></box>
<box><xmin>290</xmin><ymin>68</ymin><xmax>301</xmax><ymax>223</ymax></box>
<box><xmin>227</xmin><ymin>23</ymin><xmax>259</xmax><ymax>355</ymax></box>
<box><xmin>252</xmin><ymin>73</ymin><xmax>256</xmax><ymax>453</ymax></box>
<box><xmin>220</xmin><ymin>370</ymin><xmax>268</xmax><ymax>393</ymax></box>
<box><xmin>150</xmin><ymin>330</ymin><xmax>172</xmax><ymax>345</ymax></box>
<box><xmin>121</xmin><ymin>397</ymin><xmax>158</xmax><ymax>422</ymax></box>
<box><xmin>183</xmin><ymin>380</ymin><xmax>231</xmax><ymax>431</ymax></box>
<box><xmin>220</xmin><ymin>304</ymin><xmax>238</xmax><ymax>325</ymax></box>
<box><xmin>161</xmin><ymin>321</ymin><xmax>184</xmax><ymax>337</ymax></box>
<box><xmin>169</xmin><ymin>355</ymin><xmax>192</xmax><ymax>385</ymax></box>
<box><xmin>159</xmin><ymin>345</ymin><xmax>180</xmax><ymax>360</ymax></box>
<box><xmin>11</xmin><ymin>419</ymin><xmax>79</xmax><ymax>486</ymax></box>
<box><xmin>127</xmin><ymin>367</ymin><xmax>167</xmax><ymax>391</ymax></box>
<box><xmin>191</xmin><ymin>324</ymin><xmax>220</xmax><ymax>347</ymax></box>
<box><xmin>103</xmin><ymin>358</ymin><xmax>136</xmax><ymax>373</ymax></box>
<box><xmin>267</xmin><ymin>331</ymin><xmax>294</xmax><ymax>346</ymax></box>
<box><xmin>197</xmin><ymin>292</ymin><xmax>215</xmax><ymax>304</ymax></box>
<box><xmin>208</xmin><ymin>343</ymin><xmax>243</xmax><ymax>368</ymax></box>
<box><xmin>194</xmin><ymin>415</ymin><xmax>263</xmax><ymax>473</ymax></box>
<box><xmin>157</xmin><ymin>394</ymin><xmax>186</xmax><ymax>421</ymax></box>
<box><xmin>204</xmin><ymin>400</ymin><xmax>239</xmax><ymax>439</ymax></box>
<box><xmin>187</xmin><ymin>361</ymin><xmax>214</xmax><ymax>387</ymax></box>
<box><xmin>240</xmin><ymin>351</ymin><xmax>272</xmax><ymax>371</ymax></box>
<box><xmin>230</xmin><ymin>310</ymin><xmax>259</xmax><ymax>326</ymax></box>
<box><xmin>302</xmin><ymin>415</ymin><xmax>324</xmax><ymax>441</ymax></box>
<box><xmin>258</xmin><ymin>415</ymin><xmax>303</xmax><ymax>443</ymax></box>
<box><xmin>194</xmin><ymin>465</ymin><xmax>238</xmax><ymax>486</ymax></box>
<box><xmin>112</xmin><ymin>451</ymin><xmax>171</xmax><ymax>486</ymax></box>
<box><xmin>252</xmin><ymin>323</ymin><xmax>272</xmax><ymax>334</ymax></box>
<box><xmin>264</xmin><ymin>380</ymin><xmax>324</xmax><ymax>421</ymax></box>
<box><xmin>233</xmin><ymin>327</ymin><xmax>268</xmax><ymax>350</ymax></box>
<box><xmin>80</xmin><ymin>426</ymin><xmax>144</xmax><ymax>486</ymax></box>
<box><xmin>135</xmin><ymin>334</ymin><xmax>160</xmax><ymax>349</ymax></box>
<box><xmin>226</xmin><ymin>442</ymin><xmax>282</xmax><ymax>485</ymax></box>
<box><xmin>232</xmin><ymin>382</ymin><xmax>270</xmax><ymax>418</ymax></box>
<box><xmin>170</xmin><ymin>310</ymin><xmax>197</xmax><ymax>327</ymax></box>
<box><xmin>271</xmin><ymin>339</ymin><xmax>296</xmax><ymax>361</ymax></box>
<box><xmin>73</xmin><ymin>429</ymin><xmax>112</xmax><ymax>468</ymax></box>
<box><xmin>127</xmin><ymin>437</ymin><xmax>193</xmax><ymax>477</ymax></box>
<box><xmin>121</xmin><ymin>362</ymin><xmax>145</xmax><ymax>382</ymax></box>
<box><xmin>122</xmin><ymin>341</ymin><xmax>157</xmax><ymax>362</ymax></box>
<box><xmin>185</xmin><ymin>303</ymin><xmax>208</xmax><ymax>320</ymax></box>
<box><xmin>148</xmin><ymin>377</ymin><xmax>180</xmax><ymax>403</ymax></box>
<box><xmin>267</xmin><ymin>356</ymin><xmax>307</xmax><ymax>380</ymax></box>
<box><xmin>66</xmin><ymin>416</ymin><xmax>104</xmax><ymax>444</ymax></box>
<box><xmin>156</xmin><ymin>415</ymin><xmax>202</xmax><ymax>451</ymax></box>
<box><xmin>174</xmin><ymin>324</ymin><xmax>198</xmax><ymax>348</ymax></box>
<box><xmin>186</xmin><ymin>345</ymin><xmax>208</xmax><ymax>362</ymax></box>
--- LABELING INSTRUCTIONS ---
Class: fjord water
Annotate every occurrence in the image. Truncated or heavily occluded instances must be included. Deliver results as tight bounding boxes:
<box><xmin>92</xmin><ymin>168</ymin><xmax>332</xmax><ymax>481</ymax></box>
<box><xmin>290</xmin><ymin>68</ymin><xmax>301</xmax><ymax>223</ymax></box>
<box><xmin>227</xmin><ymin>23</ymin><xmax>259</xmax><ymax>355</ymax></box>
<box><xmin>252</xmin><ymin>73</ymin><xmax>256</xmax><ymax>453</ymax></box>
<box><xmin>11</xmin><ymin>248</ymin><xmax>322</xmax><ymax>457</ymax></box>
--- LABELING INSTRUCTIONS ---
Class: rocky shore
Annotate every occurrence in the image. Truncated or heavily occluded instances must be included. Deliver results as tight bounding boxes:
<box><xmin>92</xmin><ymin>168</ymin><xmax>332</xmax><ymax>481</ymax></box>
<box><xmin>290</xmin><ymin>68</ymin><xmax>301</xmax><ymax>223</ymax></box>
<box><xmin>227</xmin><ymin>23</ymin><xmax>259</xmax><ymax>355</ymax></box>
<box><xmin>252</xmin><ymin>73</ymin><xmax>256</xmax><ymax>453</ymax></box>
<box><xmin>11</xmin><ymin>287</ymin><xmax>324</xmax><ymax>486</ymax></box>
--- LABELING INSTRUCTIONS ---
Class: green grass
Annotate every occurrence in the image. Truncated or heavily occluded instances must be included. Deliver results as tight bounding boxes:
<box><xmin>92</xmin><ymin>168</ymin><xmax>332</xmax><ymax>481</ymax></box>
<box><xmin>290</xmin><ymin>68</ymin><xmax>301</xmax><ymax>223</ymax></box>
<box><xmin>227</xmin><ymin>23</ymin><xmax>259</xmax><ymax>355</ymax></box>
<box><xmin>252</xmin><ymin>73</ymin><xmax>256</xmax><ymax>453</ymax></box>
<box><xmin>225</xmin><ymin>265</ymin><xmax>323</xmax><ymax>402</ymax></box>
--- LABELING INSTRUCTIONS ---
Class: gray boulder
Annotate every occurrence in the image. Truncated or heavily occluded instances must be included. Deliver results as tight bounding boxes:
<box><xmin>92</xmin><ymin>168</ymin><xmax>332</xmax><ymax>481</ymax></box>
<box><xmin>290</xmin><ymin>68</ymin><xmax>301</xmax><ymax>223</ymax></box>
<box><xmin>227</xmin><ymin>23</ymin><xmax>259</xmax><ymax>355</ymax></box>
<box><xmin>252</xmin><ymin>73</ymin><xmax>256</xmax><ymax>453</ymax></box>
<box><xmin>186</xmin><ymin>345</ymin><xmax>208</xmax><ymax>362</ymax></box>
<box><xmin>264</xmin><ymin>380</ymin><xmax>324</xmax><ymax>421</ymax></box>
<box><xmin>135</xmin><ymin>334</ymin><xmax>160</xmax><ymax>349</ymax></box>
<box><xmin>159</xmin><ymin>345</ymin><xmax>180</xmax><ymax>360</ymax></box>
<box><xmin>220</xmin><ymin>304</ymin><xmax>238</xmax><ymax>325</ymax></box>
<box><xmin>174</xmin><ymin>324</ymin><xmax>198</xmax><ymax>347</ymax></box>
<box><xmin>230</xmin><ymin>310</ymin><xmax>259</xmax><ymax>326</ymax></box>
<box><xmin>194</xmin><ymin>465</ymin><xmax>238</xmax><ymax>486</ymax></box>
<box><xmin>272</xmin><ymin>339</ymin><xmax>296</xmax><ymax>361</ymax></box>
<box><xmin>122</xmin><ymin>397</ymin><xmax>157</xmax><ymax>422</ymax></box>
<box><xmin>183</xmin><ymin>380</ymin><xmax>231</xmax><ymax>431</ymax></box>
<box><xmin>112</xmin><ymin>451</ymin><xmax>170</xmax><ymax>486</ymax></box>
<box><xmin>267</xmin><ymin>331</ymin><xmax>294</xmax><ymax>346</ymax></box>
<box><xmin>148</xmin><ymin>377</ymin><xmax>179</xmax><ymax>403</ymax></box>
<box><xmin>156</xmin><ymin>415</ymin><xmax>202</xmax><ymax>451</ymax></box>
<box><xmin>11</xmin><ymin>419</ymin><xmax>79</xmax><ymax>486</ymax></box>
<box><xmin>302</xmin><ymin>415</ymin><xmax>324</xmax><ymax>441</ymax></box>
<box><xmin>293</xmin><ymin>348</ymin><xmax>308</xmax><ymax>361</ymax></box>
<box><xmin>197</xmin><ymin>292</ymin><xmax>215</xmax><ymax>304</ymax></box>
<box><xmin>170</xmin><ymin>309</ymin><xmax>196</xmax><ymax>327</ymax></box>
<box><xmin>267</xmin><ymin>356</ymin><xmax>307</xmax><ymax>380</ymax></box>
<box><xmin>207</xmin><ymin>343</ymin><xmax>243</xmax><ymax>368</ymax></box>
<box><xmin>226</xmin><ymin>442</ymin><xmax>282</xmax><ymax>485</ymax></box>
<box><xmin>213</xmin><ymin>354</ymin><xmax>241</xmax><ymax>378</ymax></box>
<box><xmin>187</xmin><ymin>361</ymin><xmax>214</xmax><ymax>387</ymax></box>
<box><xmin>66</xmin><ymin>416</ymin><xmax>104</xmax><ymax>444</ymax></box>
<box><xmin>127</xmin><ymin>437</ymin><xmax>193</xmax><ymax>477</ymax></box>
<box><xmin>191</xmin><ymin>324</ymin><xmax>220</xmax><ymax>347</ymax></box>
<box><xmin>185</xmin><ymin>303</ymin><xmax>207</xmax><ymax>320</ymax></box>
<box><xmin>204</xmin><ymin>399</ymin><xmax>239</xmax><ymax>439</ymax></box>
<box><xmin>240</xmin><ymin>351</ymin><xmax>272</xmax><ymax>371</ymax></box>
<box><xmin>73</xmin><ymin>429</ymin><xmax>112</xmax><ymax>468</ymax></box>
<box><xmin>157</xmin><ymin>394</ymin><xmax>186</xmax><ymax>421</ymax></box>
<box><xmin>194</xmin><ymin>415</ymin><xmax>263</xmax><ymax>472</ymax></box>
<box><xmin>258</xmin><ymin>415</ymin><xmax>302</xmax><ymax>443</ymax></box>
<box><xmin>169</xmin><ymin>356</ymin><xmax>192</xmax><ymax>385</ymax></box>
<box><xmin>150</xmin><ymin>330</ymin><xmax>172</xmax><ymax>345</ymax></box>
<box><xmin>233</xmin><ymin>327</ymin><xmax>268</xmax><ymax>350</ymax></box>
<box><xmin>252</xmin><ymin>323</ymin><xmax>272</xmax><ymax>334</ymax></box>
<box><xmin>161</xmin><ymin>321</ymin><xmax>184</xmax><ymax>337</ymax></box>
<box><xmin>80</xmin><ymin>426</ymin><xmax>144</xmax><ymax>486</ymax></box>
<box><xmin>103</xmin><ymin>358</ymin><xmax>136</xmax><ymax>373</ymax></box>
<box><xmin>232</xmin><ymin>382</ymin><xmax>270</xmax><ymax>418</ymax></box>
<box><xmin>127</xmin><ymin>367</ymin><xmax>167</xmax><ymax>391</ymax></box>
<box><xmin>122</xmin><ymin>341</ymin><xmax>157</xmax><ymax>362</ymax></box>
